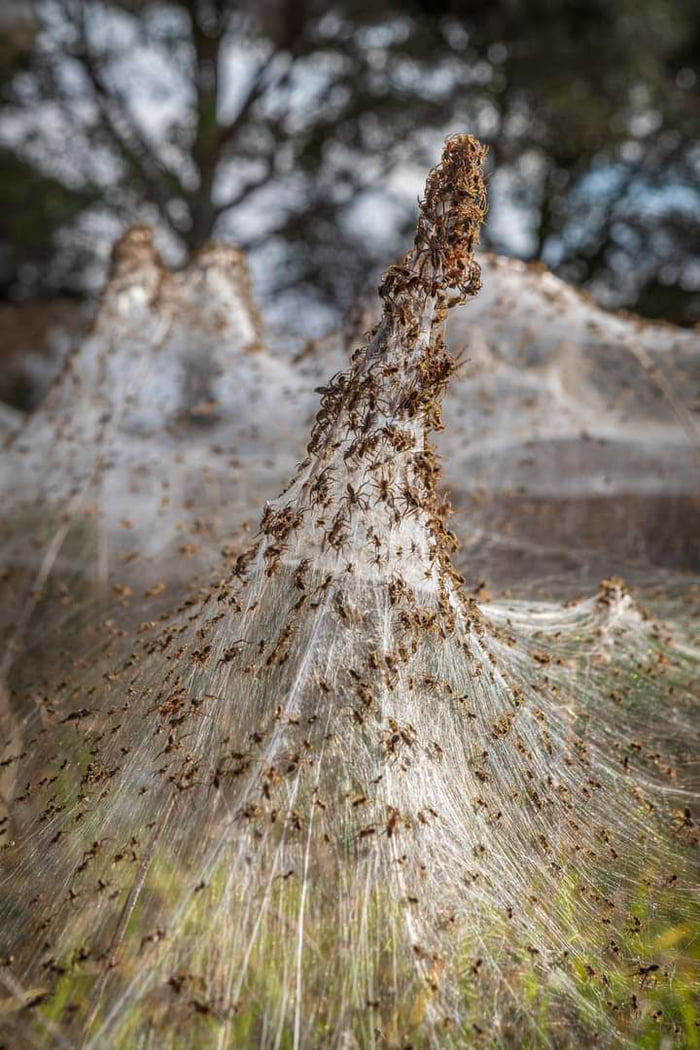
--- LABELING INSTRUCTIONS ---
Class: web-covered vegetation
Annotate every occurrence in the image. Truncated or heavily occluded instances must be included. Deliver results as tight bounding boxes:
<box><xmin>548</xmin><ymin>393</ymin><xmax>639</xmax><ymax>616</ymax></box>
<box><xmin>311</xmin><ymin>255</ymin><xmax>700</xmax><ymax>593</ymax></box>
<box><xmin>0</xmin><ymin>227</ymin><xmax>312</xmax><ymax>698</ymax></box>
<box><xmin>0</xmin><ymin>136</ymin><xmax>698</xmax><ymax>1050</ymax></box>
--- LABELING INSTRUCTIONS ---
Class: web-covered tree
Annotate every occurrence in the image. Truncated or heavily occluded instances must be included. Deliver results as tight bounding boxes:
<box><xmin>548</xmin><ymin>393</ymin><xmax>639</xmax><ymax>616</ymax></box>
<box><xmin>0</xmin><ymin>133</ymin><xmax>697</xmax><ymax>1050</ymax></box>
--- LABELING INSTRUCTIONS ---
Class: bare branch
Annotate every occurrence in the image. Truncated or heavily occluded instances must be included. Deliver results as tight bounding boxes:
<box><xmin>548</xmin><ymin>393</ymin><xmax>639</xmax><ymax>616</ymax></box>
<box><xmin>218</xmin><ymin>49</ymin><xmax>287</xmax><ymax>151</ymax></box>
<box><xmin>213</xmin><ymin>153</ymin><xmax>277</xmax><ymax>217</ymax></box>
<box><xmin>64</xmin><ymin>0</ymin><xmax>187</xmax><ymax>239</ymax></box>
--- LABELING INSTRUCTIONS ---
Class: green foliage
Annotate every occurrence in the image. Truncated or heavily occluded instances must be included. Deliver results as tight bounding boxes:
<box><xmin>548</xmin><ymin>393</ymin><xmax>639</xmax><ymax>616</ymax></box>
<box><xmin>0</xmin><ymin>147</ymin><xmax>100</xmax><ymax>295</ymax></box>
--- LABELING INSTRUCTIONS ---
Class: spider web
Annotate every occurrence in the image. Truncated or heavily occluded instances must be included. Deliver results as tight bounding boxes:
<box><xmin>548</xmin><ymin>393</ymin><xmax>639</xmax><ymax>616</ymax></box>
<box><xmin>0</xmin><ymin>137</ymin><xmax>698</xmax><ymax>1050</ymax></box>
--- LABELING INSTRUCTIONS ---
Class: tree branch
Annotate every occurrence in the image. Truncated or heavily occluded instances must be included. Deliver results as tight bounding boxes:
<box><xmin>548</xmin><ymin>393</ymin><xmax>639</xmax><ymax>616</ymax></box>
<box><xmin>213</xmin><ymin>153</ymin><xmax>277</xmax><ymax>217</ymax></box>
<box><xmin>65</xmin><ymin>0</ymin><xmax>187</xmax><ymax>239</ymax></box>
<box><xmin>218</xmin><ymin>49</ymin><xmax>285</xmax><ymax>151</ymax></box>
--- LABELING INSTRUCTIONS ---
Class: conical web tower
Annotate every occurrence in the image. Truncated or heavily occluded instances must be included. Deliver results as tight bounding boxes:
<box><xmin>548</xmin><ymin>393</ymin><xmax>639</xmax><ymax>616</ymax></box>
<box><xmin>0</xmin><ymin>228</ymin><xmax>308</xmax><ymax>697</ymax></box>
<box><xmin>0</xmin><ymin>136</ymin><xmax>697</xmax><ymax>1050</ymax></box>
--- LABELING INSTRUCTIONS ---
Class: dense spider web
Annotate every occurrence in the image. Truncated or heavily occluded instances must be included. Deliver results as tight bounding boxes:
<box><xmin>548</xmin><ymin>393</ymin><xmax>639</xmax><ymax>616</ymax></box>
<box><xmin>0</xmin><ymin>227</ymin><xmax>313</xmax><ymax>697</ymax></box>
<box><xmin>0</xmin><ymin>136</ymin><xmax>698</xmax><ymax>1050</ymax></box>
<box><xmin>316</xmin><ymin>256</ymin><xmax>700</xmax><ymax>594</ymax></box>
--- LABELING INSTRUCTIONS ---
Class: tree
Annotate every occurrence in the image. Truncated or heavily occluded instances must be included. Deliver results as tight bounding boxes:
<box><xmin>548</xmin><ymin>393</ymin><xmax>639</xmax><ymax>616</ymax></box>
<box><xmin>0</xmin><ymin>0</ymin><xmax>698</xmax><ymax>323</ymax></box>
<box><xmin>0</xmin><ymin>4</ymin><xmax>100</xmax><ymax>296</ymax></box>
<box><xmin>0</xmin><ymin>146</ymin><xmax>99</xmax><ymax>295</ymax></box>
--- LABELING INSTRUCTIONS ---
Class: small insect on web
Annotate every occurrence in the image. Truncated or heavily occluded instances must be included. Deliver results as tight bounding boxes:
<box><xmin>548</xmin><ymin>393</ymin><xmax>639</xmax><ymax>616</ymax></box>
<box><xmin>0</xmin><ymin>135</ymin><xmax>698</xmax><ymax>1050</ymax></box>
<box><xmin>322</xmin><ymin>247</ymin><xmax>700</xmax><ymax>595</ymax></box>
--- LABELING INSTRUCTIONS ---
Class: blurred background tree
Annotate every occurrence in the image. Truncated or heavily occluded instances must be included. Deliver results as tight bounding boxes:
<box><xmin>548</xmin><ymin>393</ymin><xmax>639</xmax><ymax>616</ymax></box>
<box><xmin>0</xmin><ymin>0</ymin><xmax>698</xmax><ymax>337</ymax></box>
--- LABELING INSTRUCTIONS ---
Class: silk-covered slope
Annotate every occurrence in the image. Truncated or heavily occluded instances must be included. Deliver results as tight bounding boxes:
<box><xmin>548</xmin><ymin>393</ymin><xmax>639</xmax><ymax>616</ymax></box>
<box><xmin>0</xmin><ymin>136</ymin><xmax>697</xmax><ymax>1050</ymax></box>
<box><xmin>307</xmin><ymin>256</ymin><xmax>700</xmax><ymax>591</ymax></box>
<box><xmin>0</xmin><ymin>228</ymin><xmax>312</xmax><ymax>696</ymax></box>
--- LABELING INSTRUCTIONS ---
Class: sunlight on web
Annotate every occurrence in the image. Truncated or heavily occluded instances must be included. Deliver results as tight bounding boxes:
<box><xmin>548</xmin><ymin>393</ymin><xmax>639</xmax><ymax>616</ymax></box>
<box><xmin>0</xmin><ymin>136</ymin><xmax>698</xmax><ymax>1050</ymax></box>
